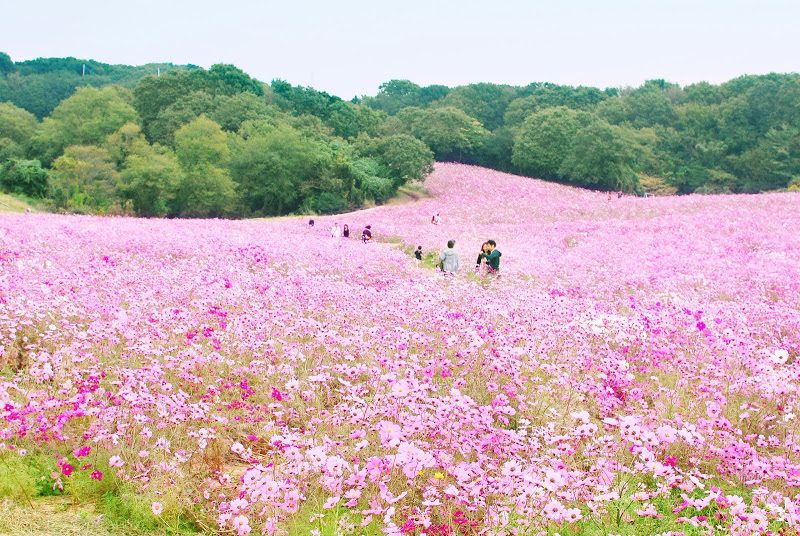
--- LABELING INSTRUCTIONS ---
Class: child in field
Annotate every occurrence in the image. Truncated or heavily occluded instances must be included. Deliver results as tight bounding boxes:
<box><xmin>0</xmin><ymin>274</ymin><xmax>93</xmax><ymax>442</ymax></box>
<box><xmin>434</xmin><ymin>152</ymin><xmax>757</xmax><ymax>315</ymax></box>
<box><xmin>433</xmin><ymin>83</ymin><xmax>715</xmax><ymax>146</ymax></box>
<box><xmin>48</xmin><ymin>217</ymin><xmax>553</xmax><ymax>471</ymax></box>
<box><xmin>414</xmin><ymin>246</ymin><xmax>423</xmax><ymax>260</ymax></box>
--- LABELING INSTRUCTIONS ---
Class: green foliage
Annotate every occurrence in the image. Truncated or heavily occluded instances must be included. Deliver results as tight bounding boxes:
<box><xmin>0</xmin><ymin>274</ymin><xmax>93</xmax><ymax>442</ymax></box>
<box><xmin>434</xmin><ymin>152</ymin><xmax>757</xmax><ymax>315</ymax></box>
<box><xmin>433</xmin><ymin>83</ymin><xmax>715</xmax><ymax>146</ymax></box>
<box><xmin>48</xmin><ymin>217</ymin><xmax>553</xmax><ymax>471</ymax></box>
<box><xmin>0</xmin><ymin>52</ymin><xmax>13</xmax><ymax>75</ymax></box>
<box><xmin>559</xmin><ymin>119</ymin><xmax>642</xmax><ymax>191</ymax></box>
<box><xmin>133</xmin><ymin>65</ymin><xmax>262</xmax><ymax>140</ymax></box>
<box><xmin>0</xmin><ymin>55</ymin><xmax>183</xmax><ymax>119</ymax></box>
<box><xmin>230</xmin><ymin>123</ymin><xmax>319</xmax><ymax>215</ymax></box>
<box><xmin>174</xmin><ymin>116</ymin><xmax>230</xmax><ymax>170</ymax></box>
<box><xmin>438</xmin><ymin>83</ymin><xmax>518</xmax><ymax>130</ymax></box>
<box><xmin>9</xmin><ymin>53</ymin><xmax>800</xmax><ymax>216</ymax></box>
<box><xmin>0</xmin><ymin>101</ymin><xmax>39</xmax><ymax>160</ymax></box>
<box><xmin>31</xmin><ymin>86</ymin><xmax>138</xmax><ymax>164</ymax></box>
<box><xmin>512</xmin><ymin>107</ymin><xmax>590</xmax><ymax>178</ymax></box>
<box><xmin>0</xmin><ymin>102</ymin><xmax>38</xmax><ymax>144</ymax></box>
<box><xmin>0</xmin><ymin>158</ymin><xmax>49</xmax><ymax>197</ymax></box>
<box><xmin>120</xmin><ymin>145</ymin><xmax>182</xmax><ymax>217</ymax></box>
<box><xmin>104</xmin><ymin>122</ymin><xmax>150</xmax><ymax>168</ymax></box>
<box><xmin>50</xmin><ymin>145</ymin><xmax>119</xmax><ymax>212</ymax></box>
<box><xmin>388</xmin><ymin>106</ymin><xmax>488</xmax><ymax>161</ymax></box>
<box><xmin>355</xmin><ymin>134</ymin><xmax>434</xmax><ymax>186</ymax></box>
<box><xmin>325</xmin><ymin>101</ymin><xmax>386</xmax><ymax>139</ymax></box>
<box><xmin>173</xmin><ymin>116</ymin><xmax>237</xmax><ymax>217</ymax></box>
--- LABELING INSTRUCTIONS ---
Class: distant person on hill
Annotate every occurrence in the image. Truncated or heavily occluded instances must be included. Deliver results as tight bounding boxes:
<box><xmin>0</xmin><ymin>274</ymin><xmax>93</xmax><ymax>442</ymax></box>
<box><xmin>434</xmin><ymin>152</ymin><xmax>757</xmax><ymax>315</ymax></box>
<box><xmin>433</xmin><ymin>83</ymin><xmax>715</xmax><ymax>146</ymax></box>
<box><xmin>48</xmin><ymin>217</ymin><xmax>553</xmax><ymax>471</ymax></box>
<box><xmin>331</xmin><ymin>223</ymin><xmax>342</xmax><ymax>238</ymax></box>
<box><xmin>343</xmin><ymin>224</ymin><xmax>350</xmax><ymax>238</ymax></box>
<box><xmin>309</xmin><ymin>219</ymin><xmax>315</xmax><ymax>227</ymax></box>
<box><xmin>484</xmin><ymin>240</ymin><xmax>501</xmax><ymax>274</ymax></box>
<box><xmin>362</xmin><ymin>225</ymin><xmax>372</xmax><ymax>243</ymax></box>
<box><xmin>431</xmin><ymin>213</ymin><xmax>441</xmax><ymax>225</ymax></box>
<box><xmin>617</xmin><ymin>191</ymin><xmax>623</xmax><ymax>199</ymax></box>
<box><xmin>414</xmin><ymin>246</ymin><xmax>423</xmax><ymax>260</ymax></box>
<box><xmin>439</xmin><ymin>240</ymin><xmax>460</xmax><ymax>275</ymax></box>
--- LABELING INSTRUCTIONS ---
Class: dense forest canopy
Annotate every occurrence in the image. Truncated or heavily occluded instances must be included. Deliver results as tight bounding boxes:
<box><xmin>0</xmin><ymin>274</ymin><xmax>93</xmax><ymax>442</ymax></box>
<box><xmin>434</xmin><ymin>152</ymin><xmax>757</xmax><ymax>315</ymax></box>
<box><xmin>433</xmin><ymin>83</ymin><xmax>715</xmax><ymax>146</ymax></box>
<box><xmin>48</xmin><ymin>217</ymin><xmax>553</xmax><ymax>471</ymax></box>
<box><xmin>1</xmin><ymin>51</ymin><xmax>798</xmax><ymax>217</ymax></box>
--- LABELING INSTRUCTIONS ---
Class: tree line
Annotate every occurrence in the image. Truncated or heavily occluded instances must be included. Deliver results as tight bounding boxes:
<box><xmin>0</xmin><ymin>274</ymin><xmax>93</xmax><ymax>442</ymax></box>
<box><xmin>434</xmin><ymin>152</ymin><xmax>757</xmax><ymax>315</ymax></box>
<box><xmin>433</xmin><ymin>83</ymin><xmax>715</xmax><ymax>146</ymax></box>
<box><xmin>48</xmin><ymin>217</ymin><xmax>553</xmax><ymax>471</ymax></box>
<box><xmin>1</xmin><ymin>52</ymin><xmax>798</xmax><ymax>218</ymax></box>
<box><xmin>0</xmin><ymin>53</ymin><xmax>432</xmax><ymax>217</ymax></box>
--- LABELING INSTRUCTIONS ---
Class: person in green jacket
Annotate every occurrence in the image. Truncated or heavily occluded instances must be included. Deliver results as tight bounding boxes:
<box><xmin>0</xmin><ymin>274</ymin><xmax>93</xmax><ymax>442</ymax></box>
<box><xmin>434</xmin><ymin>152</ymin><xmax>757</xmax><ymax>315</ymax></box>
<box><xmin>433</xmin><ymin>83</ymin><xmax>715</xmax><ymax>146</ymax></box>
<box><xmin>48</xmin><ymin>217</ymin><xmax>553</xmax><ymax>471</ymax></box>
<box><xmin>484</xmin><ymin>240</ymin><xmax>501</xmax><ymax>273</ymax></box>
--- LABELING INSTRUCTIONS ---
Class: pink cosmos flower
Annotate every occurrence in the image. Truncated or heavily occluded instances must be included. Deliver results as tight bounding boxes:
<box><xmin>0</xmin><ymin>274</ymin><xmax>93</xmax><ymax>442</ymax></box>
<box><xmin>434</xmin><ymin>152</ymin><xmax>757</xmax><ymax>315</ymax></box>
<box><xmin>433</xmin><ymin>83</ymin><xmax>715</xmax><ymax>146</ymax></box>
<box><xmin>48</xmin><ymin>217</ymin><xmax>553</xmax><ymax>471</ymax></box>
<box><xmin>152</xmin><ymin>502</ymin><xmax>163</xmax><ymax>515</ymax></box>
<box><xmin>378</xmin><ymin>421</ymin><xmax>402</xmax><ymax>445</ymax></box>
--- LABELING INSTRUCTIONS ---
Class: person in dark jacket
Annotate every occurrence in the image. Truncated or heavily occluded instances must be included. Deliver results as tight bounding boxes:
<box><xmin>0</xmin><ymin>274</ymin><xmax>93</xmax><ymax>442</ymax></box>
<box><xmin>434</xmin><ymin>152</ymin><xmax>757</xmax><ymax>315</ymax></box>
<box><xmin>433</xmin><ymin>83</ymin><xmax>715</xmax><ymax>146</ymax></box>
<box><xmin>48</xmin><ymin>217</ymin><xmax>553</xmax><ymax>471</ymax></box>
<box><xmin>414</xmin><ymin>246</ymin><xmax>423</xmax><ymax>260</ymax></box>
<box><xmin>343</xmin><ymin>224</ymin><xmax>350</xmax><ymax>238</ymax></box>
<box><xmin>484</xmin><ymin>240</ymin><xmax>501</xmax><ymax>273</ymax></box>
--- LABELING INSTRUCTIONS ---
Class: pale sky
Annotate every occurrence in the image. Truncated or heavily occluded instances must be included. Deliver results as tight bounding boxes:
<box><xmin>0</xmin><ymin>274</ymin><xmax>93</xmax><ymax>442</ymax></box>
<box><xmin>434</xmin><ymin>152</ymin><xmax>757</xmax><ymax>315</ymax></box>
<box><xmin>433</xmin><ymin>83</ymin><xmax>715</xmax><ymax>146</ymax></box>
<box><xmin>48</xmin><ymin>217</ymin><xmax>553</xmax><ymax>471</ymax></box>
<box><xmin>3</xmin><ymin>0</ymin><xmax>799</xmax><ymax>99</ymax></box>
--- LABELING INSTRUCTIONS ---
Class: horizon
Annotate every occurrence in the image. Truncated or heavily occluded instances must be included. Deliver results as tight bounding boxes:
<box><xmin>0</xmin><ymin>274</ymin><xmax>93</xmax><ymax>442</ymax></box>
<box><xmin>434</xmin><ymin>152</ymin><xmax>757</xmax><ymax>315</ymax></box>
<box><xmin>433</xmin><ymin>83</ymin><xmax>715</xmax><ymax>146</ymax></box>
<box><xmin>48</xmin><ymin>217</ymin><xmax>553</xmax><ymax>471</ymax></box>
<box><xmin>4</xmin><ymin>0</ymin><xmax>800</xmax><ymax>99</ymax></box>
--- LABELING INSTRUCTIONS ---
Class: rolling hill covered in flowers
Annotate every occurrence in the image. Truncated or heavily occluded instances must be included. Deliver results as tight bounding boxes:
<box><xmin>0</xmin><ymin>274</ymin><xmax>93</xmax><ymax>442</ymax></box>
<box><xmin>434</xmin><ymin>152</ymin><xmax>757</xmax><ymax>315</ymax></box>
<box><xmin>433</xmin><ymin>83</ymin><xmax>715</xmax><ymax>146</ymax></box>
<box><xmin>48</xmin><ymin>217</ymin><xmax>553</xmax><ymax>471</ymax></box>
<box><xmin>1</xmin><ymin>163</ymin><xmax>800</xmax><ymax>535</ymax></box>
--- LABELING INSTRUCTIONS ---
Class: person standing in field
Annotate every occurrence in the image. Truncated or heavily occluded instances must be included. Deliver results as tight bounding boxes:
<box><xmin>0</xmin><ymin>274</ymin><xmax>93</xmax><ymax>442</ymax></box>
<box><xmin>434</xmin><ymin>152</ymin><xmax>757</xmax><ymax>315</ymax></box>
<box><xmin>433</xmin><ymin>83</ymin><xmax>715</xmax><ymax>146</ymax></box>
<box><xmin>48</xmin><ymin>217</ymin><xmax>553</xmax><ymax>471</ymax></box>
<box><xmin>414</xmin><ymin>246</ymin><xmax>423</xmax><ymax>260</ymax></box>
<box><xmin>331</xmin><ymin>223</ymin><xmax>342</xmax><ymax>238</ymax></box>
<box><xmin>362</xmin><ymin>225</ymin><xmax>372</xmax><ymax>243</ymax></box>
<box><xmin>484</xmin><ymin>240</ymin><xmax>501</xmax><ymax>274</ymax></box>
<box><xmin>439</xmin><ymin>240</ymin><xmax>460</xmax><ymax>275</ymax></box>
<box><xmin>343</xmin><ymin>224</ymin><xmax>350</xmax><ymax>238</ymax></box>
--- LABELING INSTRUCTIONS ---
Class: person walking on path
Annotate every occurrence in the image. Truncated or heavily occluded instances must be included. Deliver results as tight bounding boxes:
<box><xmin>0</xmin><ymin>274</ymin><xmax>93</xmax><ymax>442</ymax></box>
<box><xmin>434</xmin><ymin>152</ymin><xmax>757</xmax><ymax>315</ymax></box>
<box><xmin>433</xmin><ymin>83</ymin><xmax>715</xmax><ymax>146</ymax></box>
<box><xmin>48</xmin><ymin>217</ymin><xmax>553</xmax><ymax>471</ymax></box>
<box><xmin>439</xmin><ymin>240</ymin><xmax>460</xmax><ymax>275</ymax></box>
<box><xmin>414</xmin><ymin>246</ymin><xmax>423</xmax><ymax>261</ymax></box>
<box><xmin>484</xmin><ymin>240</ymin><xmax>501</xmax><ymax>273</ymax></box>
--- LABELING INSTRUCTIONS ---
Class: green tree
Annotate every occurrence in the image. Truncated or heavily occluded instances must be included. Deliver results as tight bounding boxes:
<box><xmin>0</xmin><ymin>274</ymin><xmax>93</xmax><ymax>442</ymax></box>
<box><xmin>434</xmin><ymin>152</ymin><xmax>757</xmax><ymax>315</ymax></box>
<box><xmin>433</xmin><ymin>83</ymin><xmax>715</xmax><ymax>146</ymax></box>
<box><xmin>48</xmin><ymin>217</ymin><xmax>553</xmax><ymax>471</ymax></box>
<box><xmin>230</xmin><ymin>124</ymin><xmax>325</xmax><ymax>215</ymax></box>
<box><xmin>389</xmin><ymin>106</ymin><xmax>488</xmax><ymax>161</ymax></box>
<box><xmin>355</xmin><ymin>134</ymin><xmax>433</xmax><ymax>186</ymax></box>
<box><xmin>119</xmin><ymin>145</ymin><xmax>182</xmax><ymax>216</ymax></box>
<box><xmin>173</xmin><ymin>116</ymin><xmax>237</xmax><ymax>217</ymax></box>
<box><xmin>512</xmin><ymin>107</ymin><xmax>590</xmax><ymax>179</ymax></box>
<box><xmin>0</xmin><ymin>102</ymin><xmax>38</xmax><ymax>160</ymax></box>
<box><xmin>0</xmin><ymin>102</ymin><xmax>38</xmax><ymax>144</ymax></box>
<box><xmin>31</xmin><ymin>86</ymin><xmax>138</xmax><ymax>164</ymax></box>
<box><xmin>727</xmin><ymin>126</ymin><xmax>800</xmax><ymax>192</ymax></box>
<box><xmin>0</xmin><ymin>52</ymin><xmax>14</xmax><ymax>74</ymax></box>
<box><xmin>559</xmin><ymin>119</ymin><xmax>641</xmax><ymax>191</ymax></box>
<box><xmin>209</xmin><ymin>93</ymin><xmax>276</xmax><ymax>132</ymax></box>
<box><xmin>149</xmin><ymin>91</ymin><xmax>215</xmax><ymax>146</ymax></box>
<box><xmin>0</xmin><ymin>159</ymin><xmax>48</xmax><ymax>197</ymax></box>
<box><xmin>104</xmin><ymin>122</ymin><xmax>150</xmax><ymax>168</ymax></box>
<box><xmin>438</xmin><ymin>83</ymin><xmax>517</xmax><ymax>130</ymax></box>
<box><xmin>326</xmin><ymin>101</ymin><xmax>386</xmax><ymax>139</ymax></box>
<box><xmin>365</xmin><ymin>80</ymin><xmax>422</xmax><ymax>115</ymax></box>
<box><xmin>49</xmin><ymin>145</ymin><xmax>119</xmax><ymax>212</ymax></box>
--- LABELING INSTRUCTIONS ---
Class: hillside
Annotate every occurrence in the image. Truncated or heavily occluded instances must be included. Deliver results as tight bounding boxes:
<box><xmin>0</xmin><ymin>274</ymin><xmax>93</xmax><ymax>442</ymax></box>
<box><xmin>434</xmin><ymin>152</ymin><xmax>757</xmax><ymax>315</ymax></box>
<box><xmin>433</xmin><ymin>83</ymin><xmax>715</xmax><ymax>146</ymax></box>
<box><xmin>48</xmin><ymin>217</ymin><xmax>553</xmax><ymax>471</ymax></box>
<box><xmin>2</xmin><ymin>51</ymin><xmax>799</xmax><ymax>213</ymax></box>
<box><xmin>1</xmin><ymin>164</ymin><xmax>799</xmax><ymax>534</ymax></box>
<box><xmin>0</xmin><ymin>53</ymin><xmax>186</xmax><ymax>118</ymax></box>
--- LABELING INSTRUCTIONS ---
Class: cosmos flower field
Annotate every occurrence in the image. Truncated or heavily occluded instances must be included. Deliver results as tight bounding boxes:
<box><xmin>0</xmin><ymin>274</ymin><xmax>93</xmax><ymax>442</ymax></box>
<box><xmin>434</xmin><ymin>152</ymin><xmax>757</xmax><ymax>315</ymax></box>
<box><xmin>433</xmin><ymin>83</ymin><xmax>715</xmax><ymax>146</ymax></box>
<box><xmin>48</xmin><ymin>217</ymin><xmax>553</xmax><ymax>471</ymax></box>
<box><xmin>2</xmin><ymin>163</ymin><xmax>800</xmax><ymax>535</ymax></box>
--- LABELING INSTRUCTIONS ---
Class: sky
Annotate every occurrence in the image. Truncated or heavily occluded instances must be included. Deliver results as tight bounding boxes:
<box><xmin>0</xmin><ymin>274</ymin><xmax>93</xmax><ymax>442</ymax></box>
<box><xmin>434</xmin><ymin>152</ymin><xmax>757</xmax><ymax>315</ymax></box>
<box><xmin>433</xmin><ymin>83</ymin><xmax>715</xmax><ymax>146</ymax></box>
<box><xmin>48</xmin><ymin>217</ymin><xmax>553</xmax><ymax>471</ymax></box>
<box><xmin>3</xmin><ymin>0</ymin><xmax>799</xmax><ymax>99</ymax></box>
